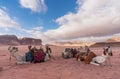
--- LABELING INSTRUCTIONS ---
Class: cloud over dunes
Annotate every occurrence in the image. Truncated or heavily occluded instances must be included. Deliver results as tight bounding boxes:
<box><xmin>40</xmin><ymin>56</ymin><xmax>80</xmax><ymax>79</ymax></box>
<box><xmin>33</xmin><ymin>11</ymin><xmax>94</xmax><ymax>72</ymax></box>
<box><xmin>20</xmin><ymin>0</ymin><xmax>47</xmax><ymax>13</ymax></box>
<box><xmin>44</xmin><ymin>0</ymin><xmax>120</xmax><ymax>41</ymax></box>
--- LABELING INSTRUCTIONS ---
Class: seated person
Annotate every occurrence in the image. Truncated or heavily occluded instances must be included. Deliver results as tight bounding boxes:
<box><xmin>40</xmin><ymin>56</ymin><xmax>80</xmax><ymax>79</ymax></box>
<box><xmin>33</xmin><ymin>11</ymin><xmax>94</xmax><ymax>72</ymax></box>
<box><xmin>25</xmin><ymin>45</ymin><xmax>34</xmax><ymax>62</ymax></box>
<box><xmin>45</xmin><ymin>45</ymin><xmax>52</xmax><ymax>58</ymax></box>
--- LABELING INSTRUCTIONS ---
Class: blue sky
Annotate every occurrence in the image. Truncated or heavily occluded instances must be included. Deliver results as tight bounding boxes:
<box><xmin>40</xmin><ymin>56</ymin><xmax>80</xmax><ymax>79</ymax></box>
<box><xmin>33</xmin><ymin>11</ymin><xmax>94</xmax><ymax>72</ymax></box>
<box><xmin>0</xmin><ymin>0</ymin><xmax>120</xmax><ymax>43</ymax></box>
<box><xmin>0</xmin><ymin>0</ymin><xmax>76</xmax><ymax>31</ymax></box>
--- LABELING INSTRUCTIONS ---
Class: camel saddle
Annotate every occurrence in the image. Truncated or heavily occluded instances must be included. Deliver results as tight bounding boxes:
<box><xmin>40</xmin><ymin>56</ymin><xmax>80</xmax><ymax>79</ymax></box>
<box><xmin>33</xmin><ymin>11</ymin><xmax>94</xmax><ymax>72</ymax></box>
<box><xmin>84</xmin><ymin>52</ymin><xmax>97</xmax><ymax>64</ymax></box>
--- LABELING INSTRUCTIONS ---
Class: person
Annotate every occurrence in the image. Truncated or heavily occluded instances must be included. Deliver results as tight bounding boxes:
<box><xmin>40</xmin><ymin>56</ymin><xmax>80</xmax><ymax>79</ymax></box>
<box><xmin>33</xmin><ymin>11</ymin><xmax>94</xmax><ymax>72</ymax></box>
<box><xmin>45</xmin><ymin>44</ymin><xmax>52</xmax><ymax>58</ymax></box>
<box><xmin>38</xmin><ymin>45</ymin><xmax>45</xmax><ymax>62</ymax></box>
<box><xmin>72</xmin><ymin>48</ymin><xmax>77</xmax><ymax>57</ymax></box>
<box><xmin>28</xmin><ymin>45</ymin><xmax>32</xmax><ymax>51</ymax></box>
<box><xmin>39</xmin><ymin>45</ymin><xmax>44</xmax><ymax>52</ymax></box>
<box><xmin>105</xmin><ymin>46</ymin><xmax>113</xmax><ymax>56</ymax></box>
<box><xmin>33</xmin><ymin>46</ymin><xmax>43</xmax><ymax>63</ymax></box>
<box><xmin>65</xmin><ymin>48</ymin><xmax>69</xmax><ymax>52</ymax></box>
<box><xmin>45</xmin><ymin>44</ymin><xmax>55</xmax><ymax>60</ymax></box>
<box><xmin>85</xmin><ymin>46</ymin><xmax>91</xmax><ymax>56</ymax></box>
<box><xmin>25</xmin><ymin>45</ymin><xmax>34</xmax><ymax>63</ymax></box>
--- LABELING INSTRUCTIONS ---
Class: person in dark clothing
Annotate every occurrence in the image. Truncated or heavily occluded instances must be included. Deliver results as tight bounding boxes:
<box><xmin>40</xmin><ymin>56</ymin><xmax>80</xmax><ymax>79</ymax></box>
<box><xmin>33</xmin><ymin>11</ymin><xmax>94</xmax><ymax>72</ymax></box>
<box><xmin>72</xmin><ymin>48</ymin><xmax>77</xmax><ymax>57</ymax></box>
<box><xmin>25</xmin><ymin>45</ymin><xmax>34</xmax><ymax>63</ymax></box>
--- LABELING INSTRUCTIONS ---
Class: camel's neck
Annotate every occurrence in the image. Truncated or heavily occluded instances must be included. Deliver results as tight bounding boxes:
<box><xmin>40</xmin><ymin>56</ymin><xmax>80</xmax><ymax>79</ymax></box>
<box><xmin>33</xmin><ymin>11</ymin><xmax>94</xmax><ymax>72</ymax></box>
<box><xmin>11</xmin><ymin>51</ymin><xmax>17</xmax><ymax>57</ymax></box>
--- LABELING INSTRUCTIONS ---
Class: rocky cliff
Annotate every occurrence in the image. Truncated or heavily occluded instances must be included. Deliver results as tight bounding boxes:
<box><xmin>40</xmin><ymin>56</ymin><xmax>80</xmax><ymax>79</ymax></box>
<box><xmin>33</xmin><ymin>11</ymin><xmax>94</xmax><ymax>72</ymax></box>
<box><xmin>0</xmin><ymin>35</ymin><xmax>42</xmax><ymax>45</ymax></box>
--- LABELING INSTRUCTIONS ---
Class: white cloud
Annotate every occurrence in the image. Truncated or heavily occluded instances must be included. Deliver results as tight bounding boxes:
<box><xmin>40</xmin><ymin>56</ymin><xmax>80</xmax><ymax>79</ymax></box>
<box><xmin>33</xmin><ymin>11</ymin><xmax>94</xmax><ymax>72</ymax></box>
<box><xmin>20</xmin><ymin>26</ymin><xmax>51</xmax><ymax>44</ymax></box>
<box><xmin>15</xmin><ymin>0</ymin><xmax>120</xmax><ymax>43</ymax></box>
<box><xmin>2</xmin><ymin>0</ymin><xmax>120</xmax><ymax>43</ymax></box>
<box><xmin>44</xmin><ymin>0</ymin><xmax>120</xmax><ymax>42</ymax></box>
<box><xmin>32</xmin><ymin>26</ymin><xmax>43</xmax><ymax>31</ymax></box>
<box><xmin>0</xmin><ymin>7</ymin><xmax>20</xmax><ymax>28</ymax></box>
<box><xmin>20</xmin><ymin>0</ymin><xmax>47</xmax><ymax>13</ymax></box>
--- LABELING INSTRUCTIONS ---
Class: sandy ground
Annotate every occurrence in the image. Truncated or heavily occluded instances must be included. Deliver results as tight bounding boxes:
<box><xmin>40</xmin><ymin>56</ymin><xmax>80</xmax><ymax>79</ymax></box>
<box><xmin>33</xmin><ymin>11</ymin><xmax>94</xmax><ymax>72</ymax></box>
<box><xmin>0</xmin><ymin>45</ymin><xmax>120</xmax><ymax>79</ymax></box>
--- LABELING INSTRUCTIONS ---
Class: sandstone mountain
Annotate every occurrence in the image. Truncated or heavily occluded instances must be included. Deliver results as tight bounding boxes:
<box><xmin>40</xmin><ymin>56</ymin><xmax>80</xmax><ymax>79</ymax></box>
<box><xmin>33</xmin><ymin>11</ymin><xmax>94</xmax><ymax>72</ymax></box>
<box><xmin>52</xmin><ymin>41</ymin><xmax>95</xmax><ymax>46</ymax></box>
<box><xmin>0</xmin><ymin>35</ymin><xmax>42</xmax><ymax>45</ymax></box>
<box><xmin>52</xmin><ymin>36</ymin><xmax>120</xmax><ymax>47</ymax></box>
<box><xmin>91</xmin><ymin>36</ymin><xmax>120</xmax><ymax>47</ymax></box>
<box><xmin>106</xmin><ymin>36</ymin><xmax>120</xmax><ymax>42</ymax></box>
<box><xmin>20</xmin><ymin>37</ymin><xmax>42</xmax><ymax>45</ymax></box>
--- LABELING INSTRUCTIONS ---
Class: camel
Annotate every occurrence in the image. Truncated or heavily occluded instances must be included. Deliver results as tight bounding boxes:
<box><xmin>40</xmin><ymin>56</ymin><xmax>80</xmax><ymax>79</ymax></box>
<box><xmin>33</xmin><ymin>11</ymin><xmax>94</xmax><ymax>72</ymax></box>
<box><xmin>90</xmin><ymin>48</ymin><xmax>112</xmax><ymax>66</ymax></box>
<box><xmin>8</xmin><ymin>46</ymin><xmax>51</xmax><ymax>64</ymax></box>
<box><xmin>76</xmin><ymin>49</ymin><xmax>112</xmax><ymax>66</ymax></box>
<box><xmin>90</xmin><ymin>54</ymin><xmax>109</xmax><ymax>66</ymax></box>
<box><xmin>8</xmin><ymin>46</ymin><xmax>27</xmax><ymax>64</ymax></box>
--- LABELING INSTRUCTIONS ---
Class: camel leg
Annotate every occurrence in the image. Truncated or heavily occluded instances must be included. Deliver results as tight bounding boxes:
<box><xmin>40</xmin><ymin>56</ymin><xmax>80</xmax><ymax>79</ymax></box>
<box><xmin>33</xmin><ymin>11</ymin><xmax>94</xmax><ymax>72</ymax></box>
<box><xmin>76</xmin><ymin>54</ymin><xmax>79</xmax><ymax>61</ymax></box>
<box><xmin>9</xmin><ymin>54</ymin><xmax>12</xmax><ymax>65</ymax></box>
<box><xmin>17</xmin><ymin>61</ymin><xmax>29</xmax><ymax>65</ymax></box>
<box><xmin>109</xmin><ymin>58</ymin><xmax>112</xmax><ymax>66</ymax></box>
<box><xmin>90</xmin><ymin>61</ymin><xmax>100</xmax><ymax>66</ymax></box>
<box><xmin>90</xmin><ymin>57</ymin><xmax>100</xmax><ymax>66</ymax></box>
<box><xmin>106</xmin><ymin>57</ymin><xmax>112</xmax><ymax>66</ymax></box>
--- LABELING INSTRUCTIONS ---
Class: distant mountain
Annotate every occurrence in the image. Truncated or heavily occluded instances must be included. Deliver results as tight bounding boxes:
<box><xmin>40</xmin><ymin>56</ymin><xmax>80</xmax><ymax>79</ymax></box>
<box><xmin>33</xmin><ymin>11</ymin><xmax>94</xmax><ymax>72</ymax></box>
<box><xmin>52</xmin><ymin>41</ymin><xmax>95</xmax><ymax>46</ymax></box>
<box><xmin>107</xmin><ymin>36</ymin><xmax>120</xmax><ymax>42</ymax></box>
<box><xmin>91</xmin><ymin>41</ymin><xmax>120</xmax><ymax>47</ymax></box>
<box><xmin>0</xmin><ymin>35</ymin><xmax>20</xmax><ymax>45</ymax></box>
<box><xmin>20</xmin><ymin>37</ymin><xmax>42</xmax><ymax>45</ymax></box>
<box><xmin>2</xmin><ymin>34</ymin><xmax>120</xmax><ymax>47</ymax></box>
<box><xmin>91</xmin><ymin>36</ymin><xmax>120</xmax><ymax>47</ymax></box>
<box><xmin>0</xmin><ymin>35</ymin><xmax>42</xmax><ymax>45</ymax></box>
<box><xmin>52</xmin><ymin>36</ymin><xmax>120</xmax><ymax>47</ymax></box>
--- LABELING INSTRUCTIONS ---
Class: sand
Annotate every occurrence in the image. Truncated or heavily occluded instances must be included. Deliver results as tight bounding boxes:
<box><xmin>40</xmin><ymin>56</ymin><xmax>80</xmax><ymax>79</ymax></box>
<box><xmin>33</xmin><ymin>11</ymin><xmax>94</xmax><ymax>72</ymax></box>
<box><xmin>0</xmin><ymin>45</ymin><xmax>120</xmax><ymax>79</ymax></box>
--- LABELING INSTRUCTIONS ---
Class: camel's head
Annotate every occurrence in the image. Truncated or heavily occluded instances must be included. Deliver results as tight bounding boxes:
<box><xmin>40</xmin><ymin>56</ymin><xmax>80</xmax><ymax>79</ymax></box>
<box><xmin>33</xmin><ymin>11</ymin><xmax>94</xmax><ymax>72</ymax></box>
<box><xmin>8</xmin><ymin>46</ymin><xmax>18</xmax><ymax>53</ymax></box>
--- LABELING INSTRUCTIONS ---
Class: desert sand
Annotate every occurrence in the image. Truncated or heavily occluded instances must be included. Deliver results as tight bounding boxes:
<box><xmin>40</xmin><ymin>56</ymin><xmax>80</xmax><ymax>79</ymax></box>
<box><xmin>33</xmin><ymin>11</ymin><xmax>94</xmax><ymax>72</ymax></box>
<box><xmin>0</xmin><ymin>45</ymin><xmax>120</xmax><ymax>79</ymax></box>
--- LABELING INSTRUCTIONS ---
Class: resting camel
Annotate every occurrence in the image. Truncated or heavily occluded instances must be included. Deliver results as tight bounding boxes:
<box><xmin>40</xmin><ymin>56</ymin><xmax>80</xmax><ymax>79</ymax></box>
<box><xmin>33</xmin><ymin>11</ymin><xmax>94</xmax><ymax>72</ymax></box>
<box><xmin>90</xmin><ymin>48</ymin><xmax>112</xmax><ymax>66</ymax></box>
<box><xmin>76</xmin><ymin>49</ymin><xmax>112</xmax><ymax>66</ymax></box>
<box><xmin>8</xmin><ymin>46</ymin><xmax>50</xmax><ymax>64</ymax></box>
<box><xmin>8</xmin><ymin>46</ymin><xmax>27</xmax><ymax>64</ymax></box>
<box><xmin>62</xmin><ymin>48</ymin><xmax>73</xmax><ymax>59</ymax></box>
